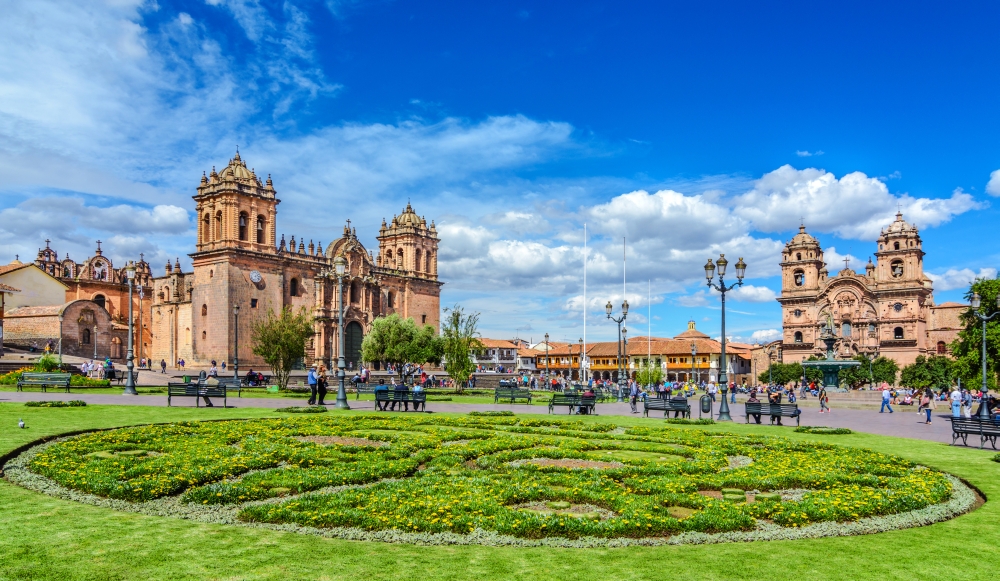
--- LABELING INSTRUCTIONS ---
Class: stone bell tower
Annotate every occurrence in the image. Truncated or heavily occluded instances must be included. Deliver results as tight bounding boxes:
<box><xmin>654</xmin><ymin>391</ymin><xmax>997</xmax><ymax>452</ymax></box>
<box><xmin>874</xmin><ymin>211</ymin><xmax>925</xmax><ymax>286</ymax></box>
<box><xmin>194</xmin><ymin>150</ymin><xmax>279</xmax><ymax>254</ymax></box>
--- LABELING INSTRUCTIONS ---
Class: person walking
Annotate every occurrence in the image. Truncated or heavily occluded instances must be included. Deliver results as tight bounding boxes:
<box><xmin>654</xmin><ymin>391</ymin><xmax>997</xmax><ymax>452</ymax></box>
<box><xmin>918</xmin><ymin>387</ymin><xmax>937</xmax><ymax>424</ymax></box>
<box><xmin>208</xmin><ymin>361</ymin><xmax>218</xmax><ymax>378</ymax></box>
<box><xmin>629</xmin><ymin>380</ymin><xmax>639</xmax><ymax>413</ymax></box>
<box><xmin>316</xmin><ymin>364</ymin><xmax>328</xmax><ymax>405</ymax></box>
<box><xmin>707</xmin><ymin>382</ymin><xmax>717</xmax><ymax>403</ymax></box>
<box><xmin>880</xmin><ymin>386</ymin><xmax>894</xmax><ymax>414</ymax></box>
<box><xmin>961</xmin><ymin>389</ymin><xmax>973</xmax><ymax>419</ymax></box>
<box><xmin>160</xmin><ymin>359</ymin><xmax>166</xmax><ymax>374</ymax></box>
<box><xmin>949</xmin><ymin>385</ymin><xmax>962</xmax><ymax>418</ymax></box>
<box><xmin>307</xmin><ymin>365</ymin><xmax>318</xmax><ymax>406</ymax></box>
<box><xmin>818</xmin><ymin>386</ymin><xmax>830</xmax><ymax>413</ymax></box>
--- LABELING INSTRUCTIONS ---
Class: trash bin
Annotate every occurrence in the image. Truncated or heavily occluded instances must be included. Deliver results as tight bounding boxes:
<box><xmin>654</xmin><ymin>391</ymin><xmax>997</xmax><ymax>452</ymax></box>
<box><xmin>699</xmin><ymin>395</ymin><xmax>713</xmax><ymax>419</ymax></box>
<box><xmin>182</xmin><ymin>375</ymin><xmax>190</xmax><ymax>383</ymax></box>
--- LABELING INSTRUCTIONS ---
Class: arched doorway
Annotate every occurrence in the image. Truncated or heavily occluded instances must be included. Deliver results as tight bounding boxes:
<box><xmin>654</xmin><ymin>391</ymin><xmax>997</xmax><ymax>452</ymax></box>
<box><xmin>93</xmin><ymin>295</ymin><xmax>106</xmax><ymax>310</ymax></box>
<box><xmin>345</xmin><ymin>321</ymin><xmax>363</xmax><ymax>370</ymax></box>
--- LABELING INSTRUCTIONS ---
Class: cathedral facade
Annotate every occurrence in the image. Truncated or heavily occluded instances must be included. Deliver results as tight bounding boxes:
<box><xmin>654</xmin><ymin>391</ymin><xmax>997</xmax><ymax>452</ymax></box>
<box><xmin>148</xmin><ymin>152</ymin><xmax>442</xmax><ymax>369</ymax></box>
<box><xmin>777</xmin><ymin>212</ymin><xmax>964</xmax><ymax>367</ymax></box>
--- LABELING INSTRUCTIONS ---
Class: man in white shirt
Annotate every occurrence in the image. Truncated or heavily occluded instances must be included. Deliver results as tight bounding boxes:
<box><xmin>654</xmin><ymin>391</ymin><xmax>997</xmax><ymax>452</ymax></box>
<box><xmin>950</xmin><ymin>386</ymin><xmax>962</xmax><ymax>418</ymax></box>
<box><xmin>880</xmin><ymin>387</ymin><xmax>893</xmax><ymax>413</ymax></box>
<box><xmin>707</xmin><ymin>383</ymin><xmax>717</xmax><ymax>402</ymax></box>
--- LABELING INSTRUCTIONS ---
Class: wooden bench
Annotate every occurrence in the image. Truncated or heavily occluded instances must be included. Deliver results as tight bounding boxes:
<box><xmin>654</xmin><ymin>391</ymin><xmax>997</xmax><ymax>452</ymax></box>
<box><xmin>355</xmin><ymin>384</ymin><xmax>377</xmax><ymax>399</ymax></box>
<box><xmin>167</xmin><ymin>382</ymin><xmax>227</xmax><ymax>408</ymax></box>
<box><xmin>494</xmin><ymin>387</ymin><xmax>533</xmax><ymax>404</ymax></box>
<box><xmin>644</xmin><ymin>398</ymin><xmax>691</xmax><ymax>418</ymax></box>
<box><xmin>950</xmin><ymin>418</ymin><xmax>1000</xmax><ymax>449</ymax></box>
<box><xmin>745</xmin><ymin>402</ymin><xmax>801</xmax><ymax>426</ymax></box>
<box><xmin>16</xmin><ymin>372</ymin><xmax>72</xmax><ymax>393</ymax></box>
<box><xmin>548</xmin><ymin>394</ymin><xmax>596</xmax><ymax>415</ymax></box>
<box><xmin>374</xmin><ymin>390</ymin><xmax>426</xmax><ymax>412</ymax></box>
<box><xmin>111</xmin><ymin>371</ymin><xmax>139</xmax><ymax>386</ymax></box>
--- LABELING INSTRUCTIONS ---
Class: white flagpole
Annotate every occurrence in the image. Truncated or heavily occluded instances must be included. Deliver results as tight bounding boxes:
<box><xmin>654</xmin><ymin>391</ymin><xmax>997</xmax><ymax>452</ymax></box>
<box><xmin>583</xmin><ymin>223</ymin><xmax>587</xmax><ymax>381</ymax></box>
<box><xmin>648</xmin><ymin>279</ymin><xmax>651</xmax><ymax>361</ymax></box>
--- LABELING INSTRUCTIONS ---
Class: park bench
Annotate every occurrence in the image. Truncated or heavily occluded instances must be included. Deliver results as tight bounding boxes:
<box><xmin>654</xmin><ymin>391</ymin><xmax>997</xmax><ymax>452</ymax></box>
<box><xmin>16</xmin><ymin>372</ymin><xmax>72</xmax><ymax>393</ymax></box>
<box><xmin>950</xmin><ymin>418</ymin><xmax>1000</xmax><ymax>449</ymax></box>
<box><xmin>494</xmin><ymin>387</ymin><xmax>533</xmax><ymax>404</ymax></box>
<box><xmin>643</xmin><ymin>398</ymin><xmax>691</xmax><ymax>418</ymax></box>
<box><xmin>111</xmin><ymin>371</ymin><xmax>140</xmax><ymax>386</ymax></box>
<box><xmin>548</xmin><ymin>394</ymin><xmax>597</xmax><ymax>415</ymax></box>
<box><xmin>167</xmin><ymin>382</ymin><xmax>227</xmax><ymax>408</ymax></box>
<box><xmin>374</xmin><ymin>390</ymin><xmax>427</xmax><ymax>412</ymax></box>
<box><xmin>745</xmin><ymin>402</ymin><xmax>801</xmax><ymax>426</ymax></box>
<box><xmin>355</xmin><ymin>384</ymin><xmax>377</xmax><ymax>399</ymax></box>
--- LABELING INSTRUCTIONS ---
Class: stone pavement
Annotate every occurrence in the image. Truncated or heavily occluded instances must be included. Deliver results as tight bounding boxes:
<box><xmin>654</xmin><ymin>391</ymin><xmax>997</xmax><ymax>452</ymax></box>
<box><xmin>0</xmin><ymin>390</ymin><xmax>967</xmax><ymax>445</ymax></box>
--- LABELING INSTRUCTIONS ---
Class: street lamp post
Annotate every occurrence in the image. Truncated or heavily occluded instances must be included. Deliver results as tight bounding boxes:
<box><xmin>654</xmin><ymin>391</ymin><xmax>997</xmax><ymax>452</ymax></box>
<box><xmin>578</xmin><ymin>337</ymin><xmax>584</xmax><ymax>384</ymax></box>
<box><xmin>334</xmin><ymin>256</ymin><xmax>351</xmax><ymax>409</ymax></box>
<box><xmin>123</xmin><ymin>262</ymin><xmax>138</xmax><ymax>395</ymax></box>
<box><xmin>93</xmin><ymin>324</ymin><xmax>98</xmax><ymax>360</ymax></box>
<box><xmin>970</xmin><ymin>292</ymin><xmax>1000</xmax><ymax>420</ymax></box>
<box><xmin>704</xmin><ymin>254</ymin><xmax>747</xmax><ymax>422</ymax></box>
<box><xmin>606</xmin><ymin>300</ymin><xmax>628</xmax><ymax>401</ymax></box>
<box><xmin>233</xmin><ymin>304</ymin><xmax>240</xmax><ymax>381</ymax></box>
<box><xmin>544</xmin><ymin>332</ymin><xmax>550</xmax><ymax>388</ymax></box>
<box><xmin>690</xmin><ymin>341</ymin><xmax>697</xmax><ymax>387</ymax></box>
<box><xmin>766</xmin><ymin>344</ymin><xmax>775</xmax><ymax>387</ymax></box>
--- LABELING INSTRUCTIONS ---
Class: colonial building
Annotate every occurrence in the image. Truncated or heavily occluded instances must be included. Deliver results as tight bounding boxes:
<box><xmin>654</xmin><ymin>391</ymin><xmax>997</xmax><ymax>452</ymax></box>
<box><xmin>777</xmin><ymin>213</ymin><xmax>963</xmax><ymax>366</ymax></box>
<box><xmin>31</xmin><ymin>240</ymin><xmax>153</xmax><ymax>359</ymax></box>
<box><xmin>149</xmin><ymin>151</ymin><xmax>442</xmax><ymax>369</ymax></box>
<box><xmin>3</xmin><ymin>300</ymin><xmax>128</xmax><ymax>359</ymax></box>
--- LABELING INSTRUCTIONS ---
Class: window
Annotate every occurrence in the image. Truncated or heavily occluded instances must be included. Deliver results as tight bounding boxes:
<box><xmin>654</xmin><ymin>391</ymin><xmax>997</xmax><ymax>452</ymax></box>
<box><xmin>82</xmin><ymin>328</ymin><xmax>91</xmax><ymax>345</ymax></box>
<box><xmin>93</xmin><ymin>295</ymin><xmax>106</xmax><ymax>310</ymax></box>
<box><xmin>387</xmin><ymin>291</ymin><xmax>395</xmax><ymax>309</ymax></box>
<box><xmin>209</xmin><ymin>269</ymin><xmax>213</xmax><ymax>278</ymax></box>
<box><xmin>215</xmin><ymin>211</ymin><xmax>223</xmax><ymax>240</ymax></box>
<box><xmin>350</xmin><ymin>281</ymin><xmax>359</xmax><ymax>303</ymax></box>
<box><xmin>893</xmin><ymin>241</ymin><xmax>899</xmax><ymax>250</ymax></box>
<box><xmin>793</xmin><ymin>269</ymin><xmax>805</xmax><ymax>286</ymax></box>
<box><xmin>289</xmin><ymin>278</ymin><xmax>299</xmax><ymax>297</ymax></box>
<box><xmin>63</xmin><ymin>267</ymin><xmax>70</xmax><ymax>277</ymax></box>
<box><xmin>422</xmin><ymin>314</ymin><xmax>427</xmax><ymax>324</ymax></box>
<box><xmin>202</xmin><ymin>331</ymin><xmax>207</xmax><ymax>340</ymax></box>
<box><xmin>869</xmin><ymin>323</ymin><xmax>877</xmax><ymax>335</ymax></box>
<box><xmin>415</xmin><ymin>249</ymin><xmax>422</xmax><ymax>271</ymax></box>
<box><xmin>794</xmin><ymin>309</ymin><xmax>802</xmax><ymax>317</ymax></box>
<box><xmin>794</xmin><ymin>331</ymin><xmax>803</xmax><ymax>343</ymax></box>
<box><xmin>796</xmin><ymin>252</ymin><xmax>801</xmax><ymax>260</ymax></box>
<box><xmin>201</xmin><ymin>304</ymin><xmax>207</xmax><ymax>316</ymax></box>
<box><xmin>937</xmin><ymin>341</ymin><xmax>947</xmax><ymax>354</ymax></box>
<box><xmin>238</xmin><ymin>212</ymin><xmax>248</xmax><ymax>241</ymax></box>
<box><xmin>891</xmin><ymin>260</ymin><xmax>904</xmax><ymax>278</ymax></box>
<box><xmin>203</xmin><ymin>214</ymin><xmax>210</xmax><ymax>243</ymax></box>
<box><xmin>250</xmin><ymin>298</ymin><xmax>258</xmax><ymax>308</ymax></box>
<box><xmin>842</xmin><ymin>321</ymin><xmax>851</xmax><ymax>337</ymax></box>
<box><xmin>397</xmin><ymin>248</ymin><xmax>404</xmax><ymax>268</ymax></box>
<box><xmin>894</xmin><ymin>327</ymin><xmax>904</xmax><ymax>339</ymax></box>
<box><xmin>256</xmin><ymin>215</ymin><xmax>265</xmax><ymax>243</ymax></box>
<box><xmin>425</xmin><ymin>252</ymin><xmax>432</xmax><ymax>272</ymax></box>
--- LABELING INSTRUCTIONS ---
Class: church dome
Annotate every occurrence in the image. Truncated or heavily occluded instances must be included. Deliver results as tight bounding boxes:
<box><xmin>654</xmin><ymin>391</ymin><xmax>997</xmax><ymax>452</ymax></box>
<box><xmin>392</xmin><ymin>203</ymin><xmax>423</xmax><ymax>228</ymax></box>
<box><xmin>885</xmin><ymin>211</ymin><xmax>916</xmax><ymax>234</ymax></box>
<box><xmin>789</xmin><ymin>225</ymin><xmax>817</xmax><ymax>245</ymax></box>
<box><xmin>217</xmin><ymin>151</ymin><xmax>259</xmax><ymax>182</ymax></box>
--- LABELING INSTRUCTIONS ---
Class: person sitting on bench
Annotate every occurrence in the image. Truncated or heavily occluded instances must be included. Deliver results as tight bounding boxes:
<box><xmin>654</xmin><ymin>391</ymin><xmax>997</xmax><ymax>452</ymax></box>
<box><xmin>391</xmin><ymin>379</ymin><xmax>409</xmax><ymax>411</ymax></box>
<box><xmin>768</xmin><ymin>388</ymin><xmax>784</xmax><ymax>425</ymax></box>
<box><xmin>198</xmin><ymin>371</ymin><xmax>215</xmax><ymax>407</ymax></box>
<box><xmin>579</xmin><ymin>387</ymin><xmax>595</xmax><ymax>414</ymax></box>
<box><xmin>747</xmin><ymin>390</ymin><xmax>762</xmax><ymax>424</ymax></box>
<box><xmin>669</xmin><ymin>393</ymin><xmax>688</xmax><ymax>418</ymax></box>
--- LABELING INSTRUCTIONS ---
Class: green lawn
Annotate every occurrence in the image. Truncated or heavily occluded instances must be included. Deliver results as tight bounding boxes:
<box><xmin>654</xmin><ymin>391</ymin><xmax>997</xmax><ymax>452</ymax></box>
<box><xmin>0</xmin><ymin>403</ymin><xmax>995</xmax><ymax>580</ymax></box>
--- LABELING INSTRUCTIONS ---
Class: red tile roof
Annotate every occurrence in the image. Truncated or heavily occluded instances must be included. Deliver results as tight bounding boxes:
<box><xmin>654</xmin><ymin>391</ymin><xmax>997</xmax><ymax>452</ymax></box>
<box><xmin>478</xmin><ymin>338</ymin><xmax>518</xmax><ymax>349</ymax></box>
<box><xmin>0</xmin><ymin>282</ymin><xmax>20</xmax><ymax>293</ymax></box>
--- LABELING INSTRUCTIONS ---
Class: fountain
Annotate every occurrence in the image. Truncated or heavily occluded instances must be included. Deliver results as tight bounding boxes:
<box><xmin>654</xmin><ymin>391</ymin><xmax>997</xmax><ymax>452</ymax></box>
<box><xmin>801</xmin><ymin>325</ymin><xmax>861</xmax><ymax>390</ymax></box>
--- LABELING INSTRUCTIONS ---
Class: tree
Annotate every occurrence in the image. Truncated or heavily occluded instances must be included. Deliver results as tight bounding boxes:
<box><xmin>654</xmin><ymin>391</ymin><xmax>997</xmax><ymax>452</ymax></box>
<box><xmin>951</xmin><ymin>277</ymin><xmax>1000</xmax><ymax>391</ymax></box>
<box><xmin>250</xmin><ymin>306</ymin><xmax>315</xmax><ymax>390</ymax></box>
<box><xmin>837</xmin><ymin>355</ymin><xmax>901</xmax><ymax>389</ymax></box>
<box><xmin>440</xmin><ymin>305</ymin><xmax>483</xmax><ymax>393</ymax></box>
<box><xmin>635</xmin><ymin>361</ymin><xmax>664</xmax><ymax>387</ymax></box>
<box><xmin>757</xmin><ymin>362</ymin><xmax>801</xmax><ymax>386</ymax></box>
<box><xmin>900</xmin><ymin>355</ymin><xmax>955</xmax><ymax>390</ymax></box>
<box><xmin>361</xmin><ymin>313</ymin><xmax>443</xmax><ymax>382</ymax></box>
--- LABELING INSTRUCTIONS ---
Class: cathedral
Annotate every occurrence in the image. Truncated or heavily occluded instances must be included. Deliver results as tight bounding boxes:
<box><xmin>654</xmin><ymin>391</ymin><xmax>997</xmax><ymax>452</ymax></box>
<box><xmin>777</xmin><ymin>212</ymin><xmax>964</xmax><ymax>367</ymax></box>
<box><xmin>148</xmin><ymin>151</ymin><xmax>442</xmax><ymax>369</ymax></box>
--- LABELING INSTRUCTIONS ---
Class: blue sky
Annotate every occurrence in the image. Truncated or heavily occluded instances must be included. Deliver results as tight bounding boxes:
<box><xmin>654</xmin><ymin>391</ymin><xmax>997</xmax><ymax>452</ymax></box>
<box><xmin>1</xmin><ymin>0</ymin><xmax>998</xmax><ymax>343</ymax></box>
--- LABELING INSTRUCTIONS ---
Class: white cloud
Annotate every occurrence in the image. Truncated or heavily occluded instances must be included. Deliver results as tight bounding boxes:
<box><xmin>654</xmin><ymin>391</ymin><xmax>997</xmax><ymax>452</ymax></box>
<box><xmin>730</xmin><ymin>285</ymin><xmax>777</xmax><ymax>303</ymax></box>
<box><xmin>927</xmin><ymin>268</ymin><xmax>998</xmax><ymax>291</ymax></box>
<box><xmin>987</xmin><ymin>170</ymin><xmax>1000</xmax><ymax>197</ymax></box>
<box><xmin>750</xmin><ymin>329</ymin><xmax>781</xmax><ymax>343</ymax></box>
<box><xmin>822</xmin><ymin>247</ymin><xmax>864</xmax><ymax>273</ymax></box>
<box><xmin>736</xmin><ymin>165</ymin><xmax>981</xmax><ymax>240</ymax></box>
<box><xmin>795</xmin><ymin>150</ymin><xmax>823</xmax><ymax>157</ymax></box>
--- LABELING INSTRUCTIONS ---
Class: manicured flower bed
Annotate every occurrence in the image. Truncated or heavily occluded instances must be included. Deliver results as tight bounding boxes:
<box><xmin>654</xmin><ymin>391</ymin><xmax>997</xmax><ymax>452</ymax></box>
<box><xmin>25</xmin><ymin>415</ymin><xmax>955</xmax><ymax>541</ymax></box>
<box><xmin>275</xmin><ymin>406</ymin><xmax>328</xmax><ymax>413</ymax></box>
<box><xmin>794</xmin><ymin>426</ymin><xmax>853</xmax><ymax>435</ymax></box>
<box><xmin>24</xmin><ymin>400</ymin><xmax>87</xmax><ymax>408</ymax></box>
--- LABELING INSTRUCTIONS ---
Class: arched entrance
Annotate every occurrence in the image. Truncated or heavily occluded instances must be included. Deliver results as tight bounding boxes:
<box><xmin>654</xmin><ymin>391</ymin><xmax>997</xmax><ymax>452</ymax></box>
<box><xmin>93</xmin><ymin>295</ymin><xmax>106</xmax><ymax>310</ymax></box>
<box><xmin>345</xmin><ymin>321</ymin><xmax>363</xmax><ymax>370</ymax></box>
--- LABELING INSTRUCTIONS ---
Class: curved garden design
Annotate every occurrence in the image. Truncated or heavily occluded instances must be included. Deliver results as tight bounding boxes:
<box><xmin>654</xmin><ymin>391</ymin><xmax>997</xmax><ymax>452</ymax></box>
<box><xmin>10</xmin><ymin>415</ymin><xmax>976</xmax><ymax>546</ymax></box>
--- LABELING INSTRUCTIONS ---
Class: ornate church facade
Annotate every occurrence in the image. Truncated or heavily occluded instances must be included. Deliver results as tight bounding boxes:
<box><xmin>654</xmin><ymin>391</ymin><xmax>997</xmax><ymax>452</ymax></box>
<box><xmin>777</xmin><ymin>212</ymin><xmax>965</xmax><ymax>367</ymax></box>
<box><xmin>148</xmin><ymin>151</ymin><xmax>442</xmax><ymax>369</ymax></box>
